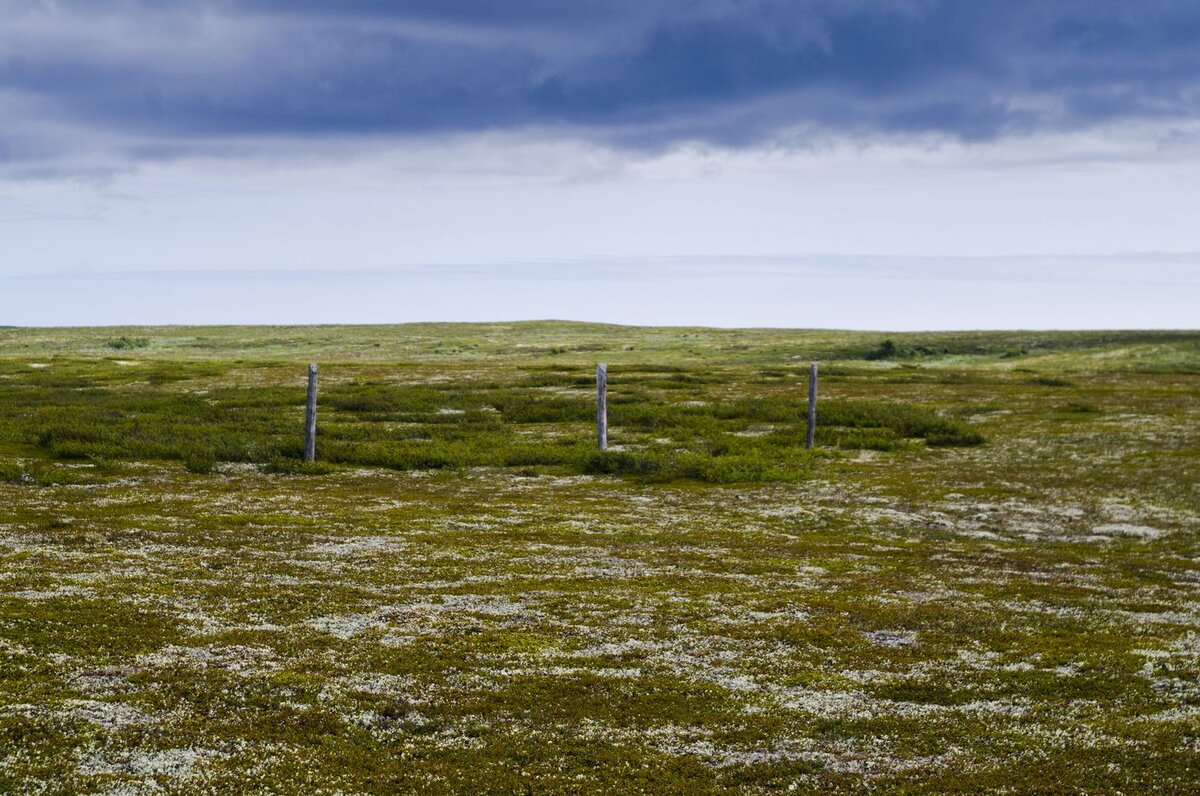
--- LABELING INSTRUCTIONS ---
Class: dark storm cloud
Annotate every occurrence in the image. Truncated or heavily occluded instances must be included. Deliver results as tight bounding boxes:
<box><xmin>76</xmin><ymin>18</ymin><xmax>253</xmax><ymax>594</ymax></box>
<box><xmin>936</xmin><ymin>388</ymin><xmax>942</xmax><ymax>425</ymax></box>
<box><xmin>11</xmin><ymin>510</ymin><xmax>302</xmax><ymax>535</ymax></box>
<box><xmin>3</xmin><ymin>0</ymin><xmax>1200</xmax><ymax>164</ymax></box>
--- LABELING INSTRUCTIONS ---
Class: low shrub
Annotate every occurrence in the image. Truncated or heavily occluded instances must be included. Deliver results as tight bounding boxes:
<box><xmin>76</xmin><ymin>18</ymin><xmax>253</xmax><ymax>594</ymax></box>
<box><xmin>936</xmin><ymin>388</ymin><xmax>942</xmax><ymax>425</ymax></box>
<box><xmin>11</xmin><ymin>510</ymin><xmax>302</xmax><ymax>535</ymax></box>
<box><xmin>864</xmin><ymin>339</ymin><xmax>950</xmax><ymax>360</ymax></box>
<box><xmin>105</xmin><ymin>336</ymin><xmax>150</xmax><ymax>350</ymax></box>
<box><xmin>925</xmin><ymin>430</ymin><xmax>986</xmax><ymax>447</ymax></box>
<box><xmin>183</xmin><ymin>449</ymin><xmax>217</xmax><ymax>474</ymax></box>
<box><xmin>1029</xmin><ymin>376</ymin><xmax>1073</xmax><ymax>387</ymax></box>
<box><xmin>0</xmin><ymin>458</ymin><xmax>93</xmax><ymax>486</ymax></box>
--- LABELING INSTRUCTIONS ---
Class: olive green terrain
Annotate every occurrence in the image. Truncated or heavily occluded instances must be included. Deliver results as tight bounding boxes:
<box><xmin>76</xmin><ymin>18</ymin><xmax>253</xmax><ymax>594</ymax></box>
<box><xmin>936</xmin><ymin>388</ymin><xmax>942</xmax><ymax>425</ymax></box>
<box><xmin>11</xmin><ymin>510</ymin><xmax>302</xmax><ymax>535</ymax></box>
<box><xmin>0</xmin><ymin>323</ymin><xmax>1197</xmax><ymax>794</ymax></box>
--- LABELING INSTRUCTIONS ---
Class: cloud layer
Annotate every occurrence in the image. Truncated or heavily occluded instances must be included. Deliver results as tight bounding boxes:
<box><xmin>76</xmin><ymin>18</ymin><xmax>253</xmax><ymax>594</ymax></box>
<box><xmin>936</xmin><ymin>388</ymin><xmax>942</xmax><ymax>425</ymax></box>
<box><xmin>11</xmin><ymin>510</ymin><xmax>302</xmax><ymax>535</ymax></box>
<box><xmin>4</xmin><ymin>0</ymin><xmax>1200</xmax><ymax>169</ymax></box>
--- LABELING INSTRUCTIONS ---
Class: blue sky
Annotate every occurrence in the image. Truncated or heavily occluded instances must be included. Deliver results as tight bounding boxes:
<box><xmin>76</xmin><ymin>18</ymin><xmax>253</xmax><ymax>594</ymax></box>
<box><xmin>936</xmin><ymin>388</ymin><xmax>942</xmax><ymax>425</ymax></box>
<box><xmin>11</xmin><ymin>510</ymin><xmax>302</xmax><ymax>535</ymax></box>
<box><xmin>3</xmin><ymin>1</ymin><xmax>1199</xmax><ymax>327</ymax></box>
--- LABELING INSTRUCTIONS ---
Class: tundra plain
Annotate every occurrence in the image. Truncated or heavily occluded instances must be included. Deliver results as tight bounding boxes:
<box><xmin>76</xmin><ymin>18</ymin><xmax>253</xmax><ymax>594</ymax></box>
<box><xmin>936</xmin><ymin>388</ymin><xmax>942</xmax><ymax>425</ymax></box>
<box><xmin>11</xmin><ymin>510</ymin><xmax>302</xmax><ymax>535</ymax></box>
<box><xmin>0</xmin><ymin>323</ymin><xmax>1197</xmax><ymax>794</ymax></box>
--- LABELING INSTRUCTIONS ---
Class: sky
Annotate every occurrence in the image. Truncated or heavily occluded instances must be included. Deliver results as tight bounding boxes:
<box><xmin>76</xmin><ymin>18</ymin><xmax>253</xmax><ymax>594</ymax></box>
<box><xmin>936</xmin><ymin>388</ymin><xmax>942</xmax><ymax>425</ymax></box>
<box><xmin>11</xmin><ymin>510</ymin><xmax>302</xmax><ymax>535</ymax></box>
<box><xmin>3</xmin><ymin>0</ymin><xmax>1199</xmax><ymax>328</ymax></box>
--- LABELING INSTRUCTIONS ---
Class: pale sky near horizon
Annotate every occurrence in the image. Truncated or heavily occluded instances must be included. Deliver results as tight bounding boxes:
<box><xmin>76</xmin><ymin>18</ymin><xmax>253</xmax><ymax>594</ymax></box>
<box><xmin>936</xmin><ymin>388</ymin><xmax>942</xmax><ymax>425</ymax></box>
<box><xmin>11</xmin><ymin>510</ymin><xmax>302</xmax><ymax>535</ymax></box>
<box><xmin>3</xmin><ymin>2</ymin><xmax>1199</xmax><ymax>328</ymax></box>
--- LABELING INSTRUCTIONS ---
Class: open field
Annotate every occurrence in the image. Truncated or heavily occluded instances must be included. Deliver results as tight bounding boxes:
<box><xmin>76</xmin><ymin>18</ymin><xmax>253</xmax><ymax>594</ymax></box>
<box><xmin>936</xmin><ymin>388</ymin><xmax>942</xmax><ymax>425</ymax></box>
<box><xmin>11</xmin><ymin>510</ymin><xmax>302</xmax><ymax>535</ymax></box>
<box><xmin>1</xmin><ymin>323</ymin><xmax>1198</xmax><ymax>794</ymax></box>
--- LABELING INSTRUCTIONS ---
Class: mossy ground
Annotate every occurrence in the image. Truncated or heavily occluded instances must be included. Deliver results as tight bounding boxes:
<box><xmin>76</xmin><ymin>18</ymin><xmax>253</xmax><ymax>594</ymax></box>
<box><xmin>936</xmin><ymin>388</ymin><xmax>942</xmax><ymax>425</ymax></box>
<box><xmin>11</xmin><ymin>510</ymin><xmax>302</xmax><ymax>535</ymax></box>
<box><xmin>0</xmin><ymin>323</ymin><xmax>1197</xmax><ymax>794</ymax></box>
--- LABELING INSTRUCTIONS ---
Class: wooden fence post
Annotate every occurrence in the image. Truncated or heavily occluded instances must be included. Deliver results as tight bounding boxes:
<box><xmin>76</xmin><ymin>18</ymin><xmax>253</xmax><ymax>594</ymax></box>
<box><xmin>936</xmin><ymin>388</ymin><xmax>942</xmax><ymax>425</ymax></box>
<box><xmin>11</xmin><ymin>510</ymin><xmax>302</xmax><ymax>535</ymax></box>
<box><xmin>805</xmin><ymin>361</ymin><xmax>818</xmax><ymax>449</ymax></box>
<box><xmin>304</xmin><ymin>363</ymin><xmax>318</xmax><ymax>462</ymax></box>
<box><xmin>596</xmin><ymin>363</ymin><xmax>608</xmax><ymax>452</ymax></box>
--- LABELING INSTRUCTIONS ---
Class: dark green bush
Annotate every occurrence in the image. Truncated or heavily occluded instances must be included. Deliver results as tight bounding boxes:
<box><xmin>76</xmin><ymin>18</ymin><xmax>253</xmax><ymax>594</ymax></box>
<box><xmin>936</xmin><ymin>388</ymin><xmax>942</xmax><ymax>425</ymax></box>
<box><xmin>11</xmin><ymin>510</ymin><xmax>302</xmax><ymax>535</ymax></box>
<box><xmin>824</xmin><ymin>427</ymin><xmax>909</xmax><ymax>451</ymax></box>
<box><xmin>926</xmin><ymin>430</ymin><xmax>986</xmax><ymax>447</ymax></box>
<box><xmin>105</xmin><ymin>336</ymin><xmax>150</xmax><ymax>350</ymax></box>
<box><xmin>1030</xmin><ymin>376</ymin><xmax>1073</xmax><ymax>387</ymax></box>
<box><xmin>0</xmin><ymin>458</ymin><xmax>92</xmax><ymax>486</ymax></box>
<box><xmin>488</xmin><ymin>394</ymin><xmax>589</xmax><ymax>424</ymax></box>
<box><xmin>864</xmin><ymin>339</ymin><xmax>950</xmax><ymax>360</ymax></box>
<box><xmin>183</xmin><ymin>449</ymin><xmax>217</xmax><ymax>474</ymax></box>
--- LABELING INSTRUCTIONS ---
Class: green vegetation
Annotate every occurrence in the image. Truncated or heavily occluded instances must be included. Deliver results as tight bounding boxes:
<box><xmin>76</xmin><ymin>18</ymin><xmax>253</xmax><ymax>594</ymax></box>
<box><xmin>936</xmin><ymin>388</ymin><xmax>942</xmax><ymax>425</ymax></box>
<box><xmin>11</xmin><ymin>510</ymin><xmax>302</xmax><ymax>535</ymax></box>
<box><xmin>0</xmin><ymin>349</ymin><xmax>984</xmax><ymax>484</ymax></box>
<box><xmin>0</xmin><ymin>323</ymin><xmax>1197</xmax><ymax>794</ymax></box>
<box><xmin>864</xmin><ymin>338</ymin><xmax>952</xmax><ymax>360</ymax></box>
<box><xmin>103</xmin><ymin>335</ymin><xmax>150</xmax><ymax>350</ymax></box>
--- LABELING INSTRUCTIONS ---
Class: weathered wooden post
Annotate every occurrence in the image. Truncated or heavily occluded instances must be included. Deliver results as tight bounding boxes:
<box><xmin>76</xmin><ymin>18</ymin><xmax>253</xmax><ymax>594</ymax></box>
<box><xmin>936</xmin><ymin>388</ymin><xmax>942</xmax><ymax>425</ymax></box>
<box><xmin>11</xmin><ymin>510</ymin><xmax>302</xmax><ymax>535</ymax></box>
<box><xmin>596</xmin><ymin>363</ymin><xmax>608</xmax><ymax>452</ymax></box>
<box><xmin>805</xmin><ymin>361</ymin><xmax>818</xmax><ymax>449</ymax></box>
<box><xmin>304</xmin><ymin>363</ymin><xmax>318</xmax><ymax>462</ymax></box>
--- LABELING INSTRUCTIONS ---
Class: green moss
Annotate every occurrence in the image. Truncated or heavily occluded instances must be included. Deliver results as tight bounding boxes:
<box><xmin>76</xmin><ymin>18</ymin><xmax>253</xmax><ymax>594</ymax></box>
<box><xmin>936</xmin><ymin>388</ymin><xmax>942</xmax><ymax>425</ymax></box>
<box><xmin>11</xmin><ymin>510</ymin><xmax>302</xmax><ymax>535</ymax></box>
<box><xmin>0</xmin><ymin>597</ymin><xmax>180</xmax><ymax>660</ymax></box>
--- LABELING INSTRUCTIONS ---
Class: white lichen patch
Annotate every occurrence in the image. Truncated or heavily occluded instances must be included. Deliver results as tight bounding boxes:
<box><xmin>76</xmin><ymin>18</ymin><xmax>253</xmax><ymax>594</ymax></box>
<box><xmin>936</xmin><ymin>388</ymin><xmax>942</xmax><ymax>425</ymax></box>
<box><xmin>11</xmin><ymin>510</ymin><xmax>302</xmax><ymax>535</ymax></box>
<box><xmin>70</xmin><ymin>666</ymin><xmax>139</xmax><ymax>697</ymax></box>
<box><xmin>306</xmin><ymin>535</ymin><xmax>408</xmax><ymax>556</ymax></box>
<box><xmin>76</xmin><ymin>746</ymin><xmax>226</xmax><ymax>781</ymax></box>
<box><xmin>62</xmin><ymin>699</ymin><xmax>151</xmax><ymax>731</ymax></box>
<box><xmin>1088</xmin><ymin>523</ymin><xmax>1164</xmax><ymax>540</ymax></box>
<box><xmin>307</xmin><ymin>611</ymin><xmax>389</xmax><ymax>640</ymax></box>
<box><xmin>863</xmin><ymin>630</ymin><xmax>919</xmax><ymax>648</ymax></box>
<box><xmin>136</xmin><ymin>644</ymin><xmax>282</xmax><ymax>675</ymax></box>
<box><xmin>7</xmin><ymin>584</ymin><xmax>95</xmax><ymax>600</ymax></box>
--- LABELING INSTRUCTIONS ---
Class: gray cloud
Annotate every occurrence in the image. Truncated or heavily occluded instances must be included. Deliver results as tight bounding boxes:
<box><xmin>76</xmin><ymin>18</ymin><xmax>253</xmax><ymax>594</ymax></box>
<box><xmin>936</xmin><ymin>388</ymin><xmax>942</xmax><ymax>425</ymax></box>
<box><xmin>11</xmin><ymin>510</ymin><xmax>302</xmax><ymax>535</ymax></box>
<box><xmin>3</xmin><ymin>1</ymin><xmax>1200</xmax><ymax>169</ymax></box>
